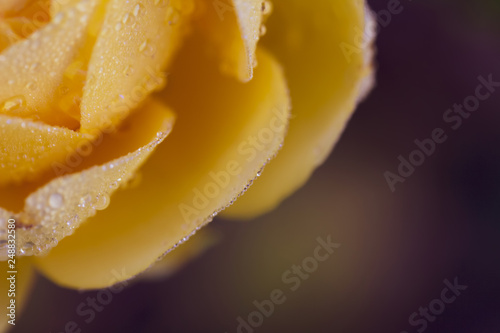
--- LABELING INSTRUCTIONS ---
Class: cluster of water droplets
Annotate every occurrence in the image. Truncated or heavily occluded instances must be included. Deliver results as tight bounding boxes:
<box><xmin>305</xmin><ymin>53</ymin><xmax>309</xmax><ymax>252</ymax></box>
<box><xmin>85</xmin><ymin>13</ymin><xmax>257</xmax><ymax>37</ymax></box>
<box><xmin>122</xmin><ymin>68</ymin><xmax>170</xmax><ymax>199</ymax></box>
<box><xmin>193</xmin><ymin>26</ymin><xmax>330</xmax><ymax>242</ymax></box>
<box><xmin>167</xmin><ymin>147</ymin><xmax>280</xmax><ymax>267</ymax></box>
<box><xmin>259</xmin><ymin>1</ymin><xmax>273</xmax><ymax>37</ymax></box>
<box><xmin>157</xmin><ymin>101</ymin><xmax>287</xmax><ymax>267</ymax></box>
<box><xmin>0</xmin><ymin>127</ymin><xmax>170</xmax><ymax>259</ymax></box>
<box><xmin>80</xmin><ymin>0</ymin><xmax>187</xmax><ymax>132</ymax></box>
<box><xmin>0</xmin><ymin>0</ymin><xmax>96</xmax><ymax>118</ymax></box>
<box><xmin>13</xmin><ymin>190</ymin><xmax>113</xmax><ymax>257</ymax></box>
<box><xmin>155</xmin><ymin>160</ymin><xmax>271</xmax><ymax>267</ymax></box>
<box><xmin>0</xmin><ymin>113</ymin><xmax>88</xmax><ymax>185</ymax></box>
<box><xmin>0</xmin><ymin>0</ymin><xmax>276</xmax><ymax>261</ymax></box>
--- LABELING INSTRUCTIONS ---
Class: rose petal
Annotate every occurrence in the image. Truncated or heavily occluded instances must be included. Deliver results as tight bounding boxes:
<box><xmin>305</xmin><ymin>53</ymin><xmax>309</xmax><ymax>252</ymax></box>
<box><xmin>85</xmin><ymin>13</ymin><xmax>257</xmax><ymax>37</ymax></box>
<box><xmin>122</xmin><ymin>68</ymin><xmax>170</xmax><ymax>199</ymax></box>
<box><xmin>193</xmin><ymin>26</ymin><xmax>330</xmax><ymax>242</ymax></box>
<box><xmin>80</xmin><ymin>0</ymin><xmax>194</xmax><ymax>133</ymax></box>
<box><xmin>0</xmin><ymin>0</ymin><xmax>99</xmax><ymax>128</ymax></box>
<box><xmin>225</xmin><ymin>0</ymin><xmax>376</xmax><ymax>217</ymax></box>
<box><xmin>139</xmin><ymin>228</ymin><xmax>220</xmax><ymax>281</ymax></box>
<box><xmin>0</xmin><ymin>115</ymin><xmax>91</xmax><ymax>186</ymax></box>
<box><xmin>231</xmin><ymin>0</ymin><xmax>267</xmax><ymax>80</ymax></box>
<box><xmin>195</xmin><ymin>0</ymin><xmax>266</xmax><ymax>82</ymax></box>
<box><xmin>51</xmin><ymin>0</ymin><xmax>117</xmax><ymax>125</ymax></box>
<box><xmin>34</xmin><ymin>38</ymin><xmax>290</xmax><ymax>289</ymax></box>
<box><xmin>0</xmin><ymin>99</ymin><xmax>175</xmax><ymax>259</ymax></box>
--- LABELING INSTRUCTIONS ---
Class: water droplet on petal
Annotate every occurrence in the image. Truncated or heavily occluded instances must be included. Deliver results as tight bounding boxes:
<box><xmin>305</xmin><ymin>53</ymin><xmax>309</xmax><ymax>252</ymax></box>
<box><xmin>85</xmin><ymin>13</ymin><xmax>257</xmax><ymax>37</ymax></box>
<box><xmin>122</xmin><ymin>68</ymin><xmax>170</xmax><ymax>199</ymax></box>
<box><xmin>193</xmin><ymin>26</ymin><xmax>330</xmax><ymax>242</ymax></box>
<box><xmin>123</xmin><ymin>65</ymin><xmax>134</xmax><ymax>76</ymax></box>
<box><xmin>30</xmin><ymin>62</ymin><xmax>40</xmax><ymax>72</ymax></box>
<box><xmin>139</xmin><ymin>40</ymin><xmax>156</xmax><ymax>57</ymax></box>
<box><xmin>123</xmin><ymin>172</ymin><xmax>142</xmax><ymax>189</ymax></box>
<box><xmin>259</xmin><ymin>25</ymin><xmax>267</xmax><ymax>36</ymax></box>
<box><xmin>2</xmin><ymin>96</ymin><xmax>26</xmax><ymax>112</ymax></box>
<box><xmin>261</xmin><ymin>1</ymin><xmax>273</xmax><ymax>15</ymax></box>
<box><xmin>78</xmin><ymin>194</ymin><xmax>92</xmax><ymax>208</ymax></box>
<box><xmin>53</xmin><ymin>12</ymin><xmax>64</xmax><ymax>24</ymax></box>
<box><xmin>109</xmin><ymin>181</ymin><xmax>120</xmax><ymax>190</ymax></box>
<box><xmin>20</xmin><ymin>241</ymin><xmax>35</xmax><ymax>255</ymax></box>
<box><xmin>93</xmin><ymin>194</ymin><xmax>110</xmax><ymax>211</ymax></box>
<box><xmin>165</xmin><ymin>7</ymin><xmax>180</xmax><ymax>25</ymax></box>
<box><xmin>122</xmin><ymin>13</ymin><xmax>131</xmax><ymax>25</ymax></box>
<box><xmin>48</xmin><ymin>193</ymin><xmax>64</xmax><ymax>209</ymax></box>
<box><xmin>133</xmin><ymin>3</ymin><xmax>144</xmax><ymax>17</ymax></box>
<box><xmin>26</xmin><ymin>82</ymin><xmax>37</xmax><ymax>91</ymax></box>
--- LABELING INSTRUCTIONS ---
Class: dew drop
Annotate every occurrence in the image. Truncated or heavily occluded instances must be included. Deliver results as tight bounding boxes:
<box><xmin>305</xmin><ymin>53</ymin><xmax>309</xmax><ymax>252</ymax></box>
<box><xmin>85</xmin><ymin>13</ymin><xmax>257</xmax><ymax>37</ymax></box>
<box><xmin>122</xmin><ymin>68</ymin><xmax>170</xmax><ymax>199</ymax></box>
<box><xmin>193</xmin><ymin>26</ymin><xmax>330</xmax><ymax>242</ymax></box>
<box><xmin>123</xmin><ymin>65</ymin><xmax>134</xmax><ymax>76</ymax></box>
<box><xmin>48</xmin><ymin>193</ymin><xmax>64</xmax><ymax>209</ymax></box>
<box><xmin>29</xmin><ymin>62</ymin><xmax>40</xmax><ymax>72</ymax></box>
<box><xmin>139</xmin><ymin>40</ymin><xmax>156</xmax><ymax>57</ymax></box>
<box><xmin>122</xmin><ymin>13</ymin><xmax>132</xmax><ymax>25</ymax></box>
<box><xmin>261</xmin><ymin>1</ymin><xmax>273</xmax><ymax>15</ymax></box>
<box><xmin>139</xmin><ymin>40</ymin><xmax>147</xmax><ymax>52</ymax></box>
<box><xmin>53</xmin><ymin>12</ymin><xmax>64</xmax><ymax>24</ymax></box>
<box><xmin>93</xmin><ymin>194</ymin><xmax>110</xmax><ymax>211</ymax></box>
<box><xmin>26</xmin><ymin>82</ymin><xmax>37</xmax><ymax>91</ymax></box>
<box><xmin>2</xmin><ymin>96</ymin><xmax>26</xmax><ymax>112</ymax></box>
<box><xmin>165</xmin><ymin>7</ymin><xmax>180</xmax><ymax>25</ymax></box>
<box><xmin>123</xmin><ymin>172</ymin><xmax>142</xmax><ymax>189</ymax></box>
<box><xmin>259</xmin><ymin>25</ymin><xmax>267</xmax><ymax>36</ymax></box>
<box><xmin>78</xmin><ymin>194</ymin><xmax>92</xmax><ymax>208</ymax></box>
<box><xmin>133</xmin><ymin>3</ymin><xmax>144</xmax><ymax>17</ymax></box>
<box><xmin>19</xmin><ymin>241</ymin><xmax>35</xmax><ymax>256</ymax></box>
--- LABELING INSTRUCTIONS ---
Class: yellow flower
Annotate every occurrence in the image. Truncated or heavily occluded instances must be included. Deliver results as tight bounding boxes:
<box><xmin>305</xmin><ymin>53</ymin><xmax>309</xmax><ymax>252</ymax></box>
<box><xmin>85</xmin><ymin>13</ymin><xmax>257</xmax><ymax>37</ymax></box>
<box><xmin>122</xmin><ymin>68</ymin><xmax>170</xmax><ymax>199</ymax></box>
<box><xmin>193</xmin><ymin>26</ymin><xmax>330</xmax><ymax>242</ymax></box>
<box><xmin>0</xmin><ymin>0</ymin><xmax>374</xmax><ymax>328</ymax></box>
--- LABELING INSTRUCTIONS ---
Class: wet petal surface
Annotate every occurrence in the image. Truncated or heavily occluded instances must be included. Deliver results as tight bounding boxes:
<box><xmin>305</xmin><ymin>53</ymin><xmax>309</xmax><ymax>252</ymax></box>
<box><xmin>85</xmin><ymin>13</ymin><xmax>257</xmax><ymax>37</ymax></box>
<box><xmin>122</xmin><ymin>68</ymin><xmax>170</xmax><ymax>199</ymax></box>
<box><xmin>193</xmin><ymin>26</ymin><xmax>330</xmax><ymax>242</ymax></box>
<box><xmin>226</xmin><ymin>0</ymin><xmax>375</xmax><ymax>217</ymax></box>
<box><xmin>80</xmin><ymin>0</ymin><xmax>194</xmax><ymax>133</ymax></box>
<box><xmin>35</xmin><ymin>34</ymin><xmax>290</xmax><ymax>289</ymax></box>
<box><xmin>0</xmin><ymin>99</ymin><xmax>175</xmax><ymax>259</ymax></box>
<box><xmin>0</xmin><ymin>0</ymin><xmax>98</xmax><ymax>127</ymax></box>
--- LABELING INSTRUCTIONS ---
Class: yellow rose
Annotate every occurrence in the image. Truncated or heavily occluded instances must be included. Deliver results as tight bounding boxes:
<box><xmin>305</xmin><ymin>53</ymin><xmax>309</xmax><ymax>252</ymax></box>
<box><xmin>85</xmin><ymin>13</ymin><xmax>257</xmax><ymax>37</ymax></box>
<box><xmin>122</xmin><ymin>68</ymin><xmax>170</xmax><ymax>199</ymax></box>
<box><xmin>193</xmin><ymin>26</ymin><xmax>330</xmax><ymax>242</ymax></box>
<box><xmin>0</xmin><ymin>0</ymin><xmax>374</xmax><ymax>327</ymax></box>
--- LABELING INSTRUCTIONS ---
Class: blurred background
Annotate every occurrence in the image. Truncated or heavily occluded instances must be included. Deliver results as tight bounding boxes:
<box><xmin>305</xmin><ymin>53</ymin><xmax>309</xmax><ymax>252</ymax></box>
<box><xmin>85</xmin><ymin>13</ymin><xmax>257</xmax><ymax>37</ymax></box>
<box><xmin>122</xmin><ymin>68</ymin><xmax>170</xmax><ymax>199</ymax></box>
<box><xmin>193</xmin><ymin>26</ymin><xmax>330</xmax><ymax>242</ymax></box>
<box><xmin>13</xmin><ymin>0</ymin><xmax>500</xmax><ymax>332</ymax></box>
